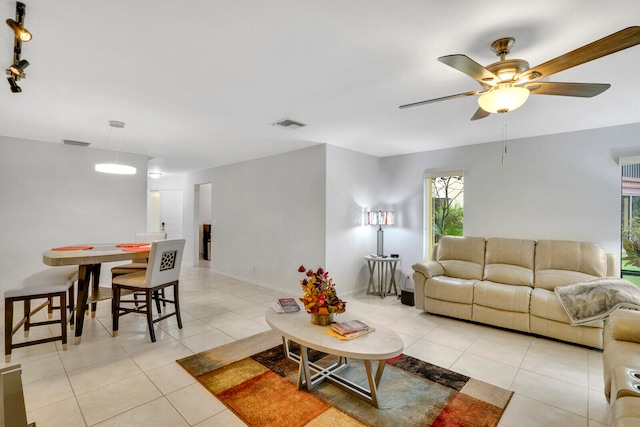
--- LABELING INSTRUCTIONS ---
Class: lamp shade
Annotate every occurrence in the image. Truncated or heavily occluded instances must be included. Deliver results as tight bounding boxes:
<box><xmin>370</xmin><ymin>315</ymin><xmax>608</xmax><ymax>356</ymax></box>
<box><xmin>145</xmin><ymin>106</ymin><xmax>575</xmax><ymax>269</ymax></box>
<box><xmin>367</xmin><ymin>211</ymin><xmax>395</xmax><ymax>226</ymax></box>
<box><xmin>478</xmin><ymin>85</ymin><xmax>530</xmax><ymax>113</ymax></box>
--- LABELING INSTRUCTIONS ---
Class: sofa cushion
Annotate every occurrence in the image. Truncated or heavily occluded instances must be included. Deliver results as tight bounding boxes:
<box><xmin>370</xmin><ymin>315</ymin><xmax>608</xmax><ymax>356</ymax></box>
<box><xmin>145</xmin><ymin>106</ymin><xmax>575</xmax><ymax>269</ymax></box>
<box><xmin>425</xmin><ymin>276</ymin><xmax>475</xmax><ymax>304</ymax></box>
<box><xmin>529</xmin><ymin>288</ymin><xmax>604</xmax><ymax>327</ymax></box>
<box><xmin>534</xmin><ymin>240</ymin><xmax>607</xmax><ymax>290</ymax></box>
<box><xmin>483</xmin><ymin>238</ymin><xmax>535</xmax><ymax>286</ymax></box>
<box><xmin>436</xmin><ymin>236</ymin><xmax>485</xmax><ymax>280</ymax></box>
<box><xmin>474</xmin><ymin>280</ymin><xmax>531</xmax><ymax>313</ymax></box>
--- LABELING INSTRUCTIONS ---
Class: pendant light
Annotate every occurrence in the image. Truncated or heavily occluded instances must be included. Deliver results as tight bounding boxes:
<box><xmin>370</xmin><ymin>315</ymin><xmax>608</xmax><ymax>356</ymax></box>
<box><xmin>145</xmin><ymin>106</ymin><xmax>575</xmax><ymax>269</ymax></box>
<box><xmin>95</xmin><ymin>120</ymin><xmax>137</xmax><ymax>175</ymax></box>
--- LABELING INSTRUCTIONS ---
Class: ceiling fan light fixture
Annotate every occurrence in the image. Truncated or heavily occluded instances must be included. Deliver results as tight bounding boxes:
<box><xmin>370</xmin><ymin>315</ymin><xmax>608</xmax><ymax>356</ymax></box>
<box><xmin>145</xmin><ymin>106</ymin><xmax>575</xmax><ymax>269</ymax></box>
<box><xmin>478</xmin><ymin>84</ymin><xmax>529</xmax><ymax>113</ymax></box>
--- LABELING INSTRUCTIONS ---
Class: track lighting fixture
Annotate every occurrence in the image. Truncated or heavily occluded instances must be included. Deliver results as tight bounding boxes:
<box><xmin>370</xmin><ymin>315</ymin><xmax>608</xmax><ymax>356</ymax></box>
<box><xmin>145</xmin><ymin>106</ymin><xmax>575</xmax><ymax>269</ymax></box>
<box><xmin>6</xmin><ymin>19</ymin><xmax>31</xmax><ymax>42</ymax></box>
<box><xmin>7</xmin><ymin>76</ymin><xmax>21</xmax><ymax>93</ymax></box>
<box><xmin>9</xmin><ymin>59</ymin><xmax>29</xmax><ymax>77</ymax></box>
<box><xmin>5</xmin><ymin>2</ymin><xmax>31</xmax><ymax>93</ymax></box>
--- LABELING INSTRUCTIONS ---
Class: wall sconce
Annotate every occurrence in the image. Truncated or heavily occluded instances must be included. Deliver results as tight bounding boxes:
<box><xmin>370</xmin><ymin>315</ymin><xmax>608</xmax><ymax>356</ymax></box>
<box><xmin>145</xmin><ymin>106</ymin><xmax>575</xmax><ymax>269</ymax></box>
<box><xmin>148</xmin><ymin>172</ymin><xmax>163</xmax><ymax>179</ymax></box>
<box><xmin>95</xmin><ymin>120</ymin><xmax>137</xmax><ymax>175</ymax></box>
<box><xmin>5</xmin><ymin>2</ymin><xmax>31</xmax><ymax>93</ymax></box>
<box><xmin>367</xmin><ymin>210</ymin><xmax>395</xmax><ymax>257</ymax></box>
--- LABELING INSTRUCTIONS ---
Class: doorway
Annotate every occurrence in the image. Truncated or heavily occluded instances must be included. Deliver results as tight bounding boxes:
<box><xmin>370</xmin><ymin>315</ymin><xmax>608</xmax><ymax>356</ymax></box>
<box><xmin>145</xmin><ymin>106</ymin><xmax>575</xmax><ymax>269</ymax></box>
<box><xmin>196</xmin><ymin>183</ymin><xmax>212</xmax><ymax>264</ymax></box>
<box><xmin>148</xmin><ymin>190</ymin><xmax>184</xmax><ymax>239</ymax></box>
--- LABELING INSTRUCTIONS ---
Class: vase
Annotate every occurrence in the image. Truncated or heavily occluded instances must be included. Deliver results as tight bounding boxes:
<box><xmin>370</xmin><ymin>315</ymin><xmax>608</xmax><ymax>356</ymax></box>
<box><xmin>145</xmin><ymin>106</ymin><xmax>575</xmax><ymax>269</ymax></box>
<box><xmin>310</xmin><ymin>313</ymin><xmax>334</xmax><ymax>326</ymax></box>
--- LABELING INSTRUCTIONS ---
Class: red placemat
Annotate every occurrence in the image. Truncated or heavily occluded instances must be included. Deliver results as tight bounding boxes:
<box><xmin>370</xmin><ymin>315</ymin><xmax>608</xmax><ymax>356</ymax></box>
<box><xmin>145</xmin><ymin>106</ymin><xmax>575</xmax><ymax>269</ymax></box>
<box><xmin>122</xmin><ymin>247</ymin><xmax>150</xmax><ymax>252</ymax></box>
<box><xmin>116</xmin><ymin>243</ymin><xmax>149</xmax><ymax>248</ymax></box>
<box><xmin>52</xmin><ymin>245</ymin><xmax>94</xmax><ymax>251</ymax></box>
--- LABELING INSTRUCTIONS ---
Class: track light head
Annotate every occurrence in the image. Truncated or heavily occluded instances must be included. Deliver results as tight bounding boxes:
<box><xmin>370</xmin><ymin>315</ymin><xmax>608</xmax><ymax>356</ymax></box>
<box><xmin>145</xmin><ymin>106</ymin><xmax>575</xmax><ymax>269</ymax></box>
<box><xmin>6</xmin><ymin>19</ymin><xmax>31</xmax><ymax>42</ymax></box>
<box><xmin>7</xmin><ymin>76</ymin><xmax>21</xmax><ymax>93</ymax></box>
<box><xmin>8</xmin><ymin>59</ymin><xmax>29</xmax><ymax>77</ymax></box>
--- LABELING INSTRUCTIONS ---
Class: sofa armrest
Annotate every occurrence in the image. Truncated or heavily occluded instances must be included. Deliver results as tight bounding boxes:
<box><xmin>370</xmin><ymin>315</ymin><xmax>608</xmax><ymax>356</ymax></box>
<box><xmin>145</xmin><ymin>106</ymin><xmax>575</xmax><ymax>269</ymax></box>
<box><xmin>609</xmin><ymin>309</ymin><xmax>640</xmax><ymax>344</ymax></box>
<box><xmin>412</xmin><ymin>260</ymin><xmax>444</xmax><ymax>279</ymax></box>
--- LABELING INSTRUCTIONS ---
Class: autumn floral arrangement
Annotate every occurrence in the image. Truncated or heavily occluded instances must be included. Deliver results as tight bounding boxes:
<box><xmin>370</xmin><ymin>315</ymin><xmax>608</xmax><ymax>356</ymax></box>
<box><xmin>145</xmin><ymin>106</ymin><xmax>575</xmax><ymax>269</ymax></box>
<box><xmin>298</xmin><ymin>265</ymin><xmax>346</xmax><ymax>315</ymax></box>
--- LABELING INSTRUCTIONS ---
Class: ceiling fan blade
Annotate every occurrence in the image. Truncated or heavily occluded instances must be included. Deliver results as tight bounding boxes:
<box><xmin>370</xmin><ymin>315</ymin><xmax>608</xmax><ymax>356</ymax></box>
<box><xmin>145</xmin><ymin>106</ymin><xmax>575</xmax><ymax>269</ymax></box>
<box><xmin>399</xmin><ymin>90</ymin><xmax>483</xmax><ymax>109</ymax></box>
<box><xmin>524</xmin><ymin>82</ymin><xmax>610</xmax><ymax>97</ymax></box>
<box><xmin>470</xmin><ymin>108</ymin><xmax>490</xmax><ymax>121</ymax></box>
<box><xmin>439</xmin><ymin>54</ymin><xmax>500</xmax><ymax>85</ymax></box>
<box><xmin>520</xmin><ymin>26</ymin><xmax>640</xmax><ymax>82</ymax></box>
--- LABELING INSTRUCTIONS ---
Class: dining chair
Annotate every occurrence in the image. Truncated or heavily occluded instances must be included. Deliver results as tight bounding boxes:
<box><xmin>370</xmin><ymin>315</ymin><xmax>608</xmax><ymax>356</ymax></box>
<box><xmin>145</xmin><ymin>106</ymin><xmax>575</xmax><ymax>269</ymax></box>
<box><xmin>4</xmin><ymin>267</ymin><xmax>77</xmax><ymax>362</ymax></box>
<box><xmin>110</xmin><ymin>232</ymin><xmax>167</xmax><ymax>277</ymax></box>
<box><xmin>110</xmin><ymin>232</ymin><xmax>168</xmax><ymax>313</ymax></box>
<box><xmin>111</xmin><ymin>239</ymin><xmax>185</xmax><ymax>342</ymax></box>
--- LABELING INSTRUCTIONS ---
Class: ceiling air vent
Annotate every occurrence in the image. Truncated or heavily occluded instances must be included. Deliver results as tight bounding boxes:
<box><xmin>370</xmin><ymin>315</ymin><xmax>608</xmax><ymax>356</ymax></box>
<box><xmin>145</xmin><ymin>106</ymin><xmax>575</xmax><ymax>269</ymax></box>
<box><xmin>272</xmin><ymin>118</ymin><xmax>306</xmax><ymax>129</ymax></box>
<box><xmin>63</xmin><ymin>139</ymin><xmax>90</xmax><ymax>147</ymax></box>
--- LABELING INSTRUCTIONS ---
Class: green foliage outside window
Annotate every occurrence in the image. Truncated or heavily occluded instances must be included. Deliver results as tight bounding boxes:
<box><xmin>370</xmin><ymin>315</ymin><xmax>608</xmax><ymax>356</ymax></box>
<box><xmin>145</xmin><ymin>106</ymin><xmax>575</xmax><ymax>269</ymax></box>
<box><xmin>432</xmin><ymin>176</ymin><xmax>463</xmax><ymax>244</ymax></box>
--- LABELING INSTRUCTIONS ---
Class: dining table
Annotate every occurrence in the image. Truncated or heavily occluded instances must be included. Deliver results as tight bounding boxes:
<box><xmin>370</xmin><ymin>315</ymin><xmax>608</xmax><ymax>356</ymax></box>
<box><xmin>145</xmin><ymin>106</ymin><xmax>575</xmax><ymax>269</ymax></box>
<box><xmin>42</xmin><ymin>243</ymin><xmax>151</xmax><ymax>344</ymax></box>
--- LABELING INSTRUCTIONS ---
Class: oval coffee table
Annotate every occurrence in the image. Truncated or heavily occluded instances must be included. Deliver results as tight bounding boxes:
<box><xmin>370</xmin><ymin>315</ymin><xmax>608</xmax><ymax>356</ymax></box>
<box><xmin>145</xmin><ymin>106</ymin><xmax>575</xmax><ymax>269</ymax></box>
<box><xmin>265</xmin><ymin>308</ymin><xmax>404</xmax><ymax>408</ymax></box>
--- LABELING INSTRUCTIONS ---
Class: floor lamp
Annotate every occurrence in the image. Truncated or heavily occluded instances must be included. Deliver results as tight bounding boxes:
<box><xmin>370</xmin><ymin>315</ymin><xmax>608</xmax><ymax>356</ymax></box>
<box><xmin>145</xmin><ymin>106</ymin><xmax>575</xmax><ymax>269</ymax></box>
<box><xmin>368</xmin><ymin>211</ymin><xmax>395</xmax><ymax>257</ymax></box>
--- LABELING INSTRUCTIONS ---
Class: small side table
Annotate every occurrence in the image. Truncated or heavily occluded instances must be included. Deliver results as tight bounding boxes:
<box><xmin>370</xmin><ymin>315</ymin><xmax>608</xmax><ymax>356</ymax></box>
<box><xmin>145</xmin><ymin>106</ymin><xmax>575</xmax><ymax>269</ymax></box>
<box><xmin>365</xmin><ymin>255</ymin><xmax>401</xmax><ymax>298</ymax></box>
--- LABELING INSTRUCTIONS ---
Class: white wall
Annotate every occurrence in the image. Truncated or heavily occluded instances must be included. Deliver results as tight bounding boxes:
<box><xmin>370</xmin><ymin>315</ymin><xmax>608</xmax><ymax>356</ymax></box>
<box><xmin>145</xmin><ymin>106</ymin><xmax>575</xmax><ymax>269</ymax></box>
<box><xmin>382</xmin><ymin>123</ymin><xmax>640</xmax><ymax>270</ymax></box>
<box><xmin>172</xmin><ymin>145</ymin><xmax>327</xmax><ymax>295</ymax></box>
<box><xmin>325</xmin><ymin>145</ymin><xmax>380</xmax><ymax>294</ymax></box>
<box><xmin>0</xmin><ymin>136</ymin><xmax>148</xmax><ymax>291</ymax></box>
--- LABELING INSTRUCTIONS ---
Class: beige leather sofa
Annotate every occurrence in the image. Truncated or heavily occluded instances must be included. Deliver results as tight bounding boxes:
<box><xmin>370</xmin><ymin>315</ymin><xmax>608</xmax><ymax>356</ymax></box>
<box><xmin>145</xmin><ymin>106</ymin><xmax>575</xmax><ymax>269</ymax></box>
<box><xmin>603</xmin><ymin>309</ymin><xmax>640</xmax><ymax>426</ymax></box>
<box><xmin>412</xmin><ymin>236</ymin><xmax>617</xmax><ymax>349</ymax></box>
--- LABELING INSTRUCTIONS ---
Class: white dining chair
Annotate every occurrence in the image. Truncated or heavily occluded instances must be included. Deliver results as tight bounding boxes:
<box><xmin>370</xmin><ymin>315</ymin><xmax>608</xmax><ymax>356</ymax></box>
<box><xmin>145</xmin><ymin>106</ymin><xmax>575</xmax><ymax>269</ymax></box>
<box><xmin>111</xmin><ymin>239</ymin><xmax>185</xmax><ymax>342</ymax></box>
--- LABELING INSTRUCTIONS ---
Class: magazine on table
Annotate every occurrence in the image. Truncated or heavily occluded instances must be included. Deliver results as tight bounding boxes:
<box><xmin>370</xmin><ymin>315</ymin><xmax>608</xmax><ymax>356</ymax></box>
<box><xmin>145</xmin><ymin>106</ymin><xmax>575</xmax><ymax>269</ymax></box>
<box><xmin>270</xmin><ymin>298</ymin><xmax>300</xmax><ymax>313</ymax></box>
<box><xmin>331</xmin><ymin>319</ymin><xmax>370</xmax><ymax>336</ymax></box>
<box><xmin>325</xmin><ymin>326</ymin><xmax>375</xmax><ymax>340</ymax></box>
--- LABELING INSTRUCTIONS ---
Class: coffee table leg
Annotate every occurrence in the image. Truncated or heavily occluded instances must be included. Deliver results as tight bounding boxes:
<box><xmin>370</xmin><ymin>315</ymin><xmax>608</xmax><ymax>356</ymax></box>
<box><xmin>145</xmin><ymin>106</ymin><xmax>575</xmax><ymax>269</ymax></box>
<box><xmin>298</xmin><ymin>345</ymin><xmax>311</xmax><ymax>390</ymax></box>
<box><xmin>364</xmin><ymin>360</ymin><xmax>380</xmax><ymax>408</ymax></box>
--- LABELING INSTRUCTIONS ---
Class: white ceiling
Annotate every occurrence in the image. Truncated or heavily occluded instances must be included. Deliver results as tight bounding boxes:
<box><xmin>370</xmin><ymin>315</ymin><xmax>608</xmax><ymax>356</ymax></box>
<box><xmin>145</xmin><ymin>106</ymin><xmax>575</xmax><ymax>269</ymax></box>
<box><xmin>2</xmin><ymin>1</ymin><xmax>640</xmax><ymax>174</ymax></box>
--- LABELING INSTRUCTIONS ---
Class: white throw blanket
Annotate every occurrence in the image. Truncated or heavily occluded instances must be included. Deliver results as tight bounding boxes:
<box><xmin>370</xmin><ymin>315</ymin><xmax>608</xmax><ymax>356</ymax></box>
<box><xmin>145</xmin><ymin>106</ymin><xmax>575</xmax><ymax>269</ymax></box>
<box><xmin>554</xmin><ymin>278</ymin><xmax>640</xmax><ymax>326</ymax></box>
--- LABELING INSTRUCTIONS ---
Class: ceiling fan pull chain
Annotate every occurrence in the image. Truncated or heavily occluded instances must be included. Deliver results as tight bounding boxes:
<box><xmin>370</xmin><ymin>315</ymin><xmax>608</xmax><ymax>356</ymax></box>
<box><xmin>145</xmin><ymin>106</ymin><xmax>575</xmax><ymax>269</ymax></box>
<box><xmin>501</xmin><ymin>115</ymin><xmax>508</xmax><ymax>165</ymax></box>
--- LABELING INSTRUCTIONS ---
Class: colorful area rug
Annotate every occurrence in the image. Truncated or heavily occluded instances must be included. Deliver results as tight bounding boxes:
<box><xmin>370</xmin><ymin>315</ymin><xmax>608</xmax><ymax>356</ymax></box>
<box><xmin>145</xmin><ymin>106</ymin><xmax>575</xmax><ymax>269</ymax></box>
<box><xmin>177</xmin><ymin>331</ymin><xmax>513</xmax><ymax>427</ymax></box>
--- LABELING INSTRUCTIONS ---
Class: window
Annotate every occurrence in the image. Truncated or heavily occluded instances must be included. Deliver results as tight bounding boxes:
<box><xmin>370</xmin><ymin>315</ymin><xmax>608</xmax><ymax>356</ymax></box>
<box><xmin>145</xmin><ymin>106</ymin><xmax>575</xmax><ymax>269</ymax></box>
<box><xmin>423</xmin><ymin>172</ymin><xmax>464</xmax><ymax>258</ymax></box>
<box><xmin>622</xmin><ymin>163</ymin><xmax>640</xmax><ymax>280</ymax></box>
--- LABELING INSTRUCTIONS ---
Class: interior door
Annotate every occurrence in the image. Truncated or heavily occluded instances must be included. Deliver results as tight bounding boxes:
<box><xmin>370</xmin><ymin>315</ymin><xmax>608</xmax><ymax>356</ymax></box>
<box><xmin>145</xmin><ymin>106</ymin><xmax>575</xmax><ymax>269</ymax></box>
<box><xmin>161</xmin><ymin>190</ymin><xmax>183</xmax><ymax>239</ymax></box>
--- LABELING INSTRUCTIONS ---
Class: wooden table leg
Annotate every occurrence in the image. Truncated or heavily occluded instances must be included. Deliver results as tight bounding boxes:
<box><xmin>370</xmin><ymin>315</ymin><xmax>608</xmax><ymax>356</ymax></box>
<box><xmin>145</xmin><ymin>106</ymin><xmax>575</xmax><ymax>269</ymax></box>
<box><xmin>74</xmin><ymin>265</ymin><xmax>93</xmax><ymax>344</ymax></box>
<box><xmin>90</xmin><ymin>264</ymin><xmax>101</xmax><ymax>317</ymax></box>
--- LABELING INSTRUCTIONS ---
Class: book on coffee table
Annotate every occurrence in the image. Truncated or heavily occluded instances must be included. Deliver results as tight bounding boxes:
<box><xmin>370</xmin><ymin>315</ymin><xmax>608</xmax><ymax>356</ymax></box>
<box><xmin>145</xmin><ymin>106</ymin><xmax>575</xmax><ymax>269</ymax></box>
<box><xmin>271</xmin><ymin>298</ymin><xmax>300</xmax><ymax>313</ymax></box>
<box><xmin>331</xmin><ymin>319</ymin><xmax>369</xmax><ymax>336</ymax></box>
<box><xmin>277</xmin><ymin>298</ymin><xmax>300</xmax><ymax>312</ymax></box>
<box><xmin>325</xmin><ymin>326</ymin><xmax>375</xmax><ymax>340</ymax></box>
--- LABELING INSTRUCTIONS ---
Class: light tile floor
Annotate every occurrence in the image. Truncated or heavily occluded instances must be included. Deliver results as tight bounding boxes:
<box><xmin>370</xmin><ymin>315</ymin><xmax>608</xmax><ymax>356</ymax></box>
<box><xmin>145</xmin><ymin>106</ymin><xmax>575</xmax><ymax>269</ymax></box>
<box><xmin>1</xmin><ymin>266</ymin><xmax>609</xmax><ymax>426</ymax></box>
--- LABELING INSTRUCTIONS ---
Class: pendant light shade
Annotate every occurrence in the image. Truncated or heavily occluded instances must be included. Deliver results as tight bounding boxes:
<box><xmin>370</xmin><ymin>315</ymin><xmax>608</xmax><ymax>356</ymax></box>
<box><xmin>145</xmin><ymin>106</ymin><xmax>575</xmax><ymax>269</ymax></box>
<box><xmin>95</xmin><ymin>163</ymin><xmax>137</xmax><ymax>174</ymax></box>
<box><xmin>95</xmin><ymin>120</ymin><xmax>137</xmax><ymax>175</ymax></box>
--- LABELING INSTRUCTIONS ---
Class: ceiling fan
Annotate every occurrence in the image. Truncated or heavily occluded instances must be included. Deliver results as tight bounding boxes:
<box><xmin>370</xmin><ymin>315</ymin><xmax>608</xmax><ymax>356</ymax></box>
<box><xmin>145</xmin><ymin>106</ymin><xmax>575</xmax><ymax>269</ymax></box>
<box><xmin>399</xmin><ymin>26</ymin><xmax>640</xmax><ymax>120</ymax></box>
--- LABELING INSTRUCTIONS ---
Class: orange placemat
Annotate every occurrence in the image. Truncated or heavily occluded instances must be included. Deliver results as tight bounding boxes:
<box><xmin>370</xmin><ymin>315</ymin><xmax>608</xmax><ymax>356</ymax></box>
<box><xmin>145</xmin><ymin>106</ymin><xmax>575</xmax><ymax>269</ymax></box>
<box><xmin>122</xmin><ymin>247</ymin><xmax>150</xmax><ymax>252</ymax></box>
<box><xmin>116</xmin><ymin>243</ymin><xmax>149</xmax><ymax>248</ymax></box>
<box><xmin>52</xmin><ymin>245</ymin><xmax>94</xmax><ymax>251</ymax></box>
